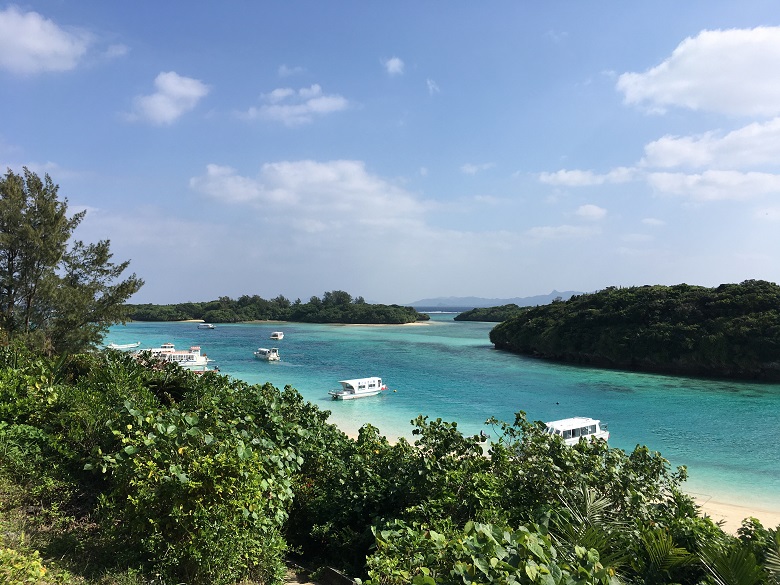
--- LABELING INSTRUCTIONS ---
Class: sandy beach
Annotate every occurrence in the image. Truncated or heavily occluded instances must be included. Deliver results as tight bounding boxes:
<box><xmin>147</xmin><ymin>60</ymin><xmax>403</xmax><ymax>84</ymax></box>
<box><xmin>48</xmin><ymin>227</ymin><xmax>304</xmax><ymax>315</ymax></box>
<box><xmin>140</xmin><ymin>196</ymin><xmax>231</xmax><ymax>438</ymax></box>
<box><xmin>693</xmin><ymin>494</ymin><xmax>780</xmax><ymax>534</ymax></box>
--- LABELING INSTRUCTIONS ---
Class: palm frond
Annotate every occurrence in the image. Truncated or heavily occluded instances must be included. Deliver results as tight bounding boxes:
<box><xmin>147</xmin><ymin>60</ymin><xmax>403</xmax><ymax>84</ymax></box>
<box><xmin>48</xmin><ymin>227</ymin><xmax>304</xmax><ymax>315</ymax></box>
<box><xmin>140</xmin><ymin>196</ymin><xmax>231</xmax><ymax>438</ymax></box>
<box><xmin>635</xmin><ymin>528</ymin><xmax>695</xmax><ymax>584</ymax></box>
<box><xmin>699</xmin><ymin>542</ymin><xmax>766</xmax><ymax>585</ymax></box>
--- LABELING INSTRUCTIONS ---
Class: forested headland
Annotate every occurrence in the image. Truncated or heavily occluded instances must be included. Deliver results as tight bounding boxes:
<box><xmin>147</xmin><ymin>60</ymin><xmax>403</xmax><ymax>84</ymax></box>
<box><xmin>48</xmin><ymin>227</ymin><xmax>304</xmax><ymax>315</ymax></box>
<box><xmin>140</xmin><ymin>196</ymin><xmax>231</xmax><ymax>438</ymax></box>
<box><xmin>490</xmin><ymin>280</ymin><xmax>780</xmax><ymax>381</ymax></box>
<box><xmin>454</xmin><ymin>303</ymin><xmax>530</xmax><ymax>322</ymax></box>
<box><xmin>127</xmin><ymin>290</ymin><xmax>428</xmax><ymax>324</ymax></box>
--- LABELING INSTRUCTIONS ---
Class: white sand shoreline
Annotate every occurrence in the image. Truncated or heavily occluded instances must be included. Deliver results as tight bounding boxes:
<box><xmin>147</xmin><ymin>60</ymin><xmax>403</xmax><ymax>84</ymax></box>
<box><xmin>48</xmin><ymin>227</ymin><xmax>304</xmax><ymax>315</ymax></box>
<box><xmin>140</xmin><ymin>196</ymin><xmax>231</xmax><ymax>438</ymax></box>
<box><xmin>691</xmin><ymin>492</ymin><xmax>780</xmax><ymax>534</ymax></box>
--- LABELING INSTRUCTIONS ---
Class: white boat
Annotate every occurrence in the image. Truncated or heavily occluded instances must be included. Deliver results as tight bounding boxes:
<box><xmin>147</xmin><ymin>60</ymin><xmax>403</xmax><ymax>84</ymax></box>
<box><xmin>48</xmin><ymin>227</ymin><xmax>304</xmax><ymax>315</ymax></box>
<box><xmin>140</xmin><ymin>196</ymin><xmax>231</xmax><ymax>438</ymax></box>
<box><xmin>329</xmin><ymin>377</ymin><xmax>387</xmax><ymax>400</ymax></box>
<box><xmin>107</xmin><ymin>341</ymin><xmax>141</xmax><ymax>350</ymax></box>
<box><xmin>270</xmin><ymin>331</ymin><xmax>284</xmax><ymax>340</ymax></box>
<box><xmin>544</xmin><ymin>417</ymin><xmax>609</xmax><ymax>446</ymax></box>
<box><xmin>254</xmin><ymin>347</ymin><xmax>280</xmax><ymax>361</ymax></box>
<box><xmin>198</xmin><ymin>323</ymin><xmax>216</xmax><ymax>329</ymax></box>
<box><xmin>144</xmin><ymin>342</ymin><xmax>211</xmax><ymax>370</ymax></box>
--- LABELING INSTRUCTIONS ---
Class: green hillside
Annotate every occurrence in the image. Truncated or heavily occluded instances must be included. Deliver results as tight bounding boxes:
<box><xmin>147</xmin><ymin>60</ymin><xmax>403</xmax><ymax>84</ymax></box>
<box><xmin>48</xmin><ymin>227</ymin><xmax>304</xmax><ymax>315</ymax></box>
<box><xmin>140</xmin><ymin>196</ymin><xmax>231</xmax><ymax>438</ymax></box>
<box><xmin>490</xmin><ymin>280</ymin><xmax>780</xmax><ymax>381</ymax></box>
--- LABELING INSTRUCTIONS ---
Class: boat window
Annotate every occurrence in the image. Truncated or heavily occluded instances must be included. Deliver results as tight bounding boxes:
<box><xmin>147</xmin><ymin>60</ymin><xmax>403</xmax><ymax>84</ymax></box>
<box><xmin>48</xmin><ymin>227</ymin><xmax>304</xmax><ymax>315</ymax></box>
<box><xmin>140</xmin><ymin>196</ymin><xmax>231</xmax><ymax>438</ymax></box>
<box><xmin>588</xmin><ymin>424</ymin><xmax>596</xmax><ymax>435</ymax></box>
<box><xmin>562</xmin><ymin>429</ymin><xmax>572</xmax><ymax>439</ymax></box>
<box><xmin>571</xmin><ymin>428</ymin><xmax>580</xmax><ymax>438</ymax></box>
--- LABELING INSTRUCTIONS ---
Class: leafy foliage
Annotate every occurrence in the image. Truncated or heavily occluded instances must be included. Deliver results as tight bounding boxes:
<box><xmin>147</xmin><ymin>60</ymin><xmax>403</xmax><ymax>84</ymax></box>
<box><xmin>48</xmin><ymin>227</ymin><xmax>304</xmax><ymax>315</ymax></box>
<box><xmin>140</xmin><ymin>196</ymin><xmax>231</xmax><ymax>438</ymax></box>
<box><xmin>92</xmin><ymin>382</ymin><xmax>303</xmax><ymax>584</ymax></box>
<box><xmin>1</xmin><ymin>348</ymin><xmax>779</xmax><ymax>584</ymax></box>
<box><xmin>490</xmin><ymin>281</ymin><xmax>780</xmax><ymax>380</ymax></box>
<box><xmin>365</xmin><ymin>520</ymin><xmax>619</xmax><ymax>585</ymax></box>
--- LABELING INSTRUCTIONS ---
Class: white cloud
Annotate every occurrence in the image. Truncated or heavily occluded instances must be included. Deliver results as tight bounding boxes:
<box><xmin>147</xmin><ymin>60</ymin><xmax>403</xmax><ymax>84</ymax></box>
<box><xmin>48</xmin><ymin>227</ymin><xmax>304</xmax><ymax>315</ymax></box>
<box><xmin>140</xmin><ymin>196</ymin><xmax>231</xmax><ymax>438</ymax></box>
<box><xmin>244</xmin><ymin>84</ymin><xmax>348</xmax><ymax>126</ymax></box>
<box><xmin>278</xmin><ymin>64</ymin><xmax>305</xmax><ymax>77</ymax></box>
<box><xmin>104</xmin><ymin>44</ymin><xmax>129</xmax><ymax>59</ymax></box>
<box><xmin>189</xmin><ymin>164</ymin><xmax>263</xmax><ymax>204</ymax></box>
<box><xmin>130</xmin><ymin>71</ymin><xmax>210</xmax><ymax>125</ymax></box>
<box><xmin>190</xmin><ymin>159</ymin><xmax>426</xmax><ymax>232</ymax></box>
<box><xmin>383</xmin><ymin>56</ymin><xmax>404</xmax><ymax>76</ymax></box>
<box><xmin>642</xmin><ymin>118</ymin><xmax>780</xmax><ymax>170</ymax></box>
<box><xmin>461</xmin><ymin>162</ymin><xmax>495</xmax><ymax>175</ymax></box>
<box><xmin>648</xmin><ymin>170</ymin><xmax>780</xmax><ymax>201</ymax></box>
<box><xmin>0</xmin><ymin>6</ymin><xmax>92</xmax><ymax>74</ymax></box>
<box><xmin>576</xmin><ymin>204</ymin><xmax>607</xmax><ymax>221</ymax></box>
<box><xmin>617</xmin><ymin>26</ymin><xmax>780</xmax><ymax>116</ymax></box>
<box><xmin>539</xmin><ymin>167</ymin><xmax>636</xmax><ymax>186</ymax></box>
<box><xmin>427</xmin><ymin>78</ymin><xmax>440</xmax><ymax>95</ymax></box>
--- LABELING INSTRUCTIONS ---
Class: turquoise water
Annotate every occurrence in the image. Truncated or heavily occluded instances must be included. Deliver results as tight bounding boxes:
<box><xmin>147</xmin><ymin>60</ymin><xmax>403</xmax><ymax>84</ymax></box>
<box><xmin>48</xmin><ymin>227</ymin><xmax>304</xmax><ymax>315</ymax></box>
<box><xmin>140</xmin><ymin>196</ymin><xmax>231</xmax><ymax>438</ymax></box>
<box><xmin>106</xmin><ymin>314</ymin><xmax>780</xmax><ymax>509</ymax></box>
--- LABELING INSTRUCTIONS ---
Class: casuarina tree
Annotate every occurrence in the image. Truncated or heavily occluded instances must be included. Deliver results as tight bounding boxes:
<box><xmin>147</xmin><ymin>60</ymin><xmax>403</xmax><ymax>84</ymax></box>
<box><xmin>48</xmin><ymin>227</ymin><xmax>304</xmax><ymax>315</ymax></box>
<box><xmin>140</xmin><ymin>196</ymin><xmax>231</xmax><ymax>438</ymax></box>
<box><xmin>0</xmin><ymin>167</ymin><xmax>143</xmax><ymax>354</ymax></box>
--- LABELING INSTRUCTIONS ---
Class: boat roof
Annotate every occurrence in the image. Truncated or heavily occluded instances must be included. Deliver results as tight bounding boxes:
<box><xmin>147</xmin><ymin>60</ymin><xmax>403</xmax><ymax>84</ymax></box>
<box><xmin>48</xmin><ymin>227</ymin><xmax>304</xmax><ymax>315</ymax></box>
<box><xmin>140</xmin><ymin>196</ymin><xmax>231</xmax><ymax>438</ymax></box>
<box><xmin>545</xmin><ymin>417</ymin><xmax>601</xmax><ymax>430</ymax></box>
<box><xmin>339</xmin><ymin>377</ymin><xmax>382</xmax><ymax>384</ymax></box>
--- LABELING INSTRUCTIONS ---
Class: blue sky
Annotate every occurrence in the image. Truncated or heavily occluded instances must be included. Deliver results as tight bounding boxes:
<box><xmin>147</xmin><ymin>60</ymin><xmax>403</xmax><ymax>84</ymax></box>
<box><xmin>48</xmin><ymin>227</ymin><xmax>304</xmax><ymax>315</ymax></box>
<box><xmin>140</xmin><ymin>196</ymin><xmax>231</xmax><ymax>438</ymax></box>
<box><xmin>2</xmin><ymin>2</ymin><xmax>780</xmax><ymax>304</ymax></box>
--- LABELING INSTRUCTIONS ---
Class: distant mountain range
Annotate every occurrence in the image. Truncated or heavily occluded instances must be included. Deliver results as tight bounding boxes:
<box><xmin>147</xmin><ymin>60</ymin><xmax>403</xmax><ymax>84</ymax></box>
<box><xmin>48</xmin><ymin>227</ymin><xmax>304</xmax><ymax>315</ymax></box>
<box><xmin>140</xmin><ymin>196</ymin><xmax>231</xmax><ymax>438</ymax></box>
<box><xmin>408</xmin><ymin>290</ymin><xmax>582</xmax><ymax>308</ymax></box>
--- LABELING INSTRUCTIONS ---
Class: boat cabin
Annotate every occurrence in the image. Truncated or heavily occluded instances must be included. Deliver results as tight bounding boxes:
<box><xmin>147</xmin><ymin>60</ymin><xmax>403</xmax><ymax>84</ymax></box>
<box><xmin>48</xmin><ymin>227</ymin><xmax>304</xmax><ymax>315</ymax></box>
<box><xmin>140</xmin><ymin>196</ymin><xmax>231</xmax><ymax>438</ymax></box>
<box><xmin>544</xmin><ymin>417</ymin><xmax>609</xmax><ymax>446</ymax></box>
<box><xmin>328</xmin><ymin>376</ymin><xmax>387</xmax><ymax>400</ymax></box>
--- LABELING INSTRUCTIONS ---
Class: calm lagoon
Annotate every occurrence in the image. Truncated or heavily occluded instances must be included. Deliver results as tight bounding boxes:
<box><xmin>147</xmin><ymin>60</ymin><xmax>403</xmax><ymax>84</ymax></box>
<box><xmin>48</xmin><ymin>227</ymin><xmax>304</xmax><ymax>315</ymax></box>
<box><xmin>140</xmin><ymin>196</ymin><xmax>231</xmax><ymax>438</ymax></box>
<box><xmin>107</xmin><ymin>313</ymin><xmax>780</xmax><ymax>511</ymax></box>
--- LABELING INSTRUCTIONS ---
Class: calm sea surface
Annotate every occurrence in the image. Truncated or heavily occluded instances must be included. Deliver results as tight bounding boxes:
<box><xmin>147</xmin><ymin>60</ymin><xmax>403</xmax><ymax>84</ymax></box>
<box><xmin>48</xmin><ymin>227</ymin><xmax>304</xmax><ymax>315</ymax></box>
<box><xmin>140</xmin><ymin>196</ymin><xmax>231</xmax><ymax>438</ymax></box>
<box><xmin>106</xmin><ymin>313</ymin><xmax>780</xmax><ymax>509</ymax></box>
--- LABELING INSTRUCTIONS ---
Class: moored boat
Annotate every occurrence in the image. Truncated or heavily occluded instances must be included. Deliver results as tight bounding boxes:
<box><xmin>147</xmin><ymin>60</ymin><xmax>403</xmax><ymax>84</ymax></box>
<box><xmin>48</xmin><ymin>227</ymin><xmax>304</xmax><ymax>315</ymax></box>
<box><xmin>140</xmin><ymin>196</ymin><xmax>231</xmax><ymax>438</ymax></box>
<box><xmin>270</xmin><ymin>331</ymin><xmax>284</xmax><ymax>340</ymax></box>
<box><xmin>329</xmin><ymin>377</ymin><xmax>387</xmax><ymax>400</ymax></box>
<box><xmin>143</xmin><ymin>343</ymin><xmax>211</xmax><ymax>370</ymax></box>
<box><xmin>198</xmin><ymin>323</ymin><xmax>216</xmax><ymax>329</ymax></box>
<box><xmin>107</xmin><ymin>341</ymin><xmax>141</xmax><ymax>350</ymax></box>
<box><xmin>543</xmin><ymin>417</ymin><xmax>609</xmax><ymax>446</ymax></box>
<box><xmin>254</xmin><ymin>347</ymin><xmax>280</xmax><ymax>361</ymax></box>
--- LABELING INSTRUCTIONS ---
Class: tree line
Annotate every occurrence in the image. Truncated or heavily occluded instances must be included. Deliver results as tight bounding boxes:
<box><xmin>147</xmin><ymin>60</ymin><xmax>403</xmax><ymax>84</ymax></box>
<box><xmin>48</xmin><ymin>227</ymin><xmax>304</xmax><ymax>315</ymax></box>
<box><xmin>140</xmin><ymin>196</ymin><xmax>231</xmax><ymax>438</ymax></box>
<box><xmin>490</xmin><ymin>280</ymin><xmax>780</xmax><ymax>381</ymax></box>
<box><xmin>127</xmin><ymin>290</ymin><xmax>428</xmax><ymax>324</ymax></box>
<box><xmin>454</xmin><ymin>303</ymin><xmax>530</xmax><ymax>322</ymax></box>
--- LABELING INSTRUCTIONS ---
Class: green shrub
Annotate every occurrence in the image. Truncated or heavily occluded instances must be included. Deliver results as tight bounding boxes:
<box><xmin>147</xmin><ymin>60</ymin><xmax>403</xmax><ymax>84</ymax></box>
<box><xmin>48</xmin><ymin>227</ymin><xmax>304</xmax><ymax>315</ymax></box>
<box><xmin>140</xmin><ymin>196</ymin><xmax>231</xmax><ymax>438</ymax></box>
<box><xmin>91</xmin><ymin>380</ymin><xmax>304</xmax><ymax>585</ymax></box>
<box><xmin>365</xmin><ymin>520</ymin><xmax>618</xmax><ymax>585</ymax></box>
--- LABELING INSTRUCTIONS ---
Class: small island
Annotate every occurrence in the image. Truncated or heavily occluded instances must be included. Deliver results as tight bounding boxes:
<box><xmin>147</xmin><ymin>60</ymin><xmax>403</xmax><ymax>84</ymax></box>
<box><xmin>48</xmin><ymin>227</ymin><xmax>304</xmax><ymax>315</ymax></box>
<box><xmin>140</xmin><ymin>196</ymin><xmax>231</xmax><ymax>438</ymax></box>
<box><xmin>454</xmin><ymin>303</ymin><xmax>529</xmax><ymax>322</ymax></box>
<box><xmin>489</xmin><ymin>280</ymin><xmax>780</xmax><ymax>381</ymax></box>
<box><xmin>126</xmin><ymin>290</ymin><xmax>429</xmax><ymax>325</ymax></box>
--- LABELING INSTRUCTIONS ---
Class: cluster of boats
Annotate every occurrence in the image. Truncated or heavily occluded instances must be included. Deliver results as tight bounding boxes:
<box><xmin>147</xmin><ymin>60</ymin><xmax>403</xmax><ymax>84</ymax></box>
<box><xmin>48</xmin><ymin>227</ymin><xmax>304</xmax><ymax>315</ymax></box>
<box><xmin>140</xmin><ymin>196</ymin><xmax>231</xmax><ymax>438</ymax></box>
<box><xmin>107</xmin><ymin>341</ymin><xmax>215</xmax><ymax>373</ymax></box>
<box><xmin>253</xmin><ymin>331</ymin><xmax>284</xmax><ymax>361</ymax></box>
<box><xmin>107</xmin><ymin>332</ymin><xmax>609</xmax><ymax>443</ymax></box>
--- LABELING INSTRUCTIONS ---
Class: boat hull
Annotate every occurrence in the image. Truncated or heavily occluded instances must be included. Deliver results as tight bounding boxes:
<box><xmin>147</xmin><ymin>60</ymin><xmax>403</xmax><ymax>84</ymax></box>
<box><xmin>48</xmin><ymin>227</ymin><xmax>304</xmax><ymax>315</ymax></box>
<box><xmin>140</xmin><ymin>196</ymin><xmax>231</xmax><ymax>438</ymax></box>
<box><xmin>328</xmin><ymin>389</ymin><xmax>383</xmax><ymax>400</ymax></box>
